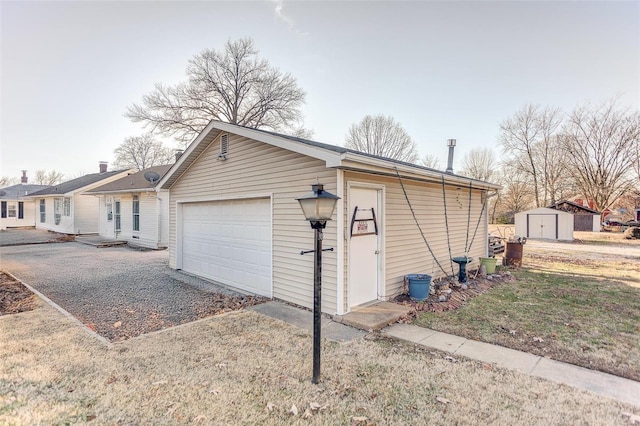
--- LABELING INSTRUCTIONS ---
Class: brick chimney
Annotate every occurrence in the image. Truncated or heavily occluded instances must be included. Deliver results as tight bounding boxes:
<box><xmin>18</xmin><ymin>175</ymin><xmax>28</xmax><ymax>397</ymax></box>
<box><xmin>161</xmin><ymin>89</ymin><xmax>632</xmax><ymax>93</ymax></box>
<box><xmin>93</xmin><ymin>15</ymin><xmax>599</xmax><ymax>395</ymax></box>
<box><xmin>21</xmin><ymin>170</ymin><xmax>28</xmax><ymax>184</ymax></box>
<box><xmin>99</xmin><ymin>162</ymin><xmax>108</xmax><ymax>173</ymax></box>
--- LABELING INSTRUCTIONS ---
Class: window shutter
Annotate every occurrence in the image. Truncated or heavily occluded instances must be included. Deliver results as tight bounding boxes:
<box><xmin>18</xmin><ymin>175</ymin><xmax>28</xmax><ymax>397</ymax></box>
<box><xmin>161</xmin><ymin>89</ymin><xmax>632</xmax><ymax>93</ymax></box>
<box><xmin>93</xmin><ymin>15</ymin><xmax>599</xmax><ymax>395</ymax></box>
<box><xmin>18</xmin><ymin>202</ymin><xmax>24</xmax><ymax>219</ymax></box>
<box><xmin>1</xmin><ymin>201</ymin><xmax>6</xmax><ymax>218</ymax></box>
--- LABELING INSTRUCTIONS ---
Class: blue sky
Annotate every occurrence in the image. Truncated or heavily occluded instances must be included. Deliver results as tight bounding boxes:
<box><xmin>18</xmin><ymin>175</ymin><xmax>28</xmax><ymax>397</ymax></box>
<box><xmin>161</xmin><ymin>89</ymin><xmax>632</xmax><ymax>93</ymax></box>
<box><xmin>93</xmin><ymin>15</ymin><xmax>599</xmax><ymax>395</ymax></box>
<box><xmin>1</xmin><ymin>0</ymin><xmax>638</xmax><ymax>180</ymax></box>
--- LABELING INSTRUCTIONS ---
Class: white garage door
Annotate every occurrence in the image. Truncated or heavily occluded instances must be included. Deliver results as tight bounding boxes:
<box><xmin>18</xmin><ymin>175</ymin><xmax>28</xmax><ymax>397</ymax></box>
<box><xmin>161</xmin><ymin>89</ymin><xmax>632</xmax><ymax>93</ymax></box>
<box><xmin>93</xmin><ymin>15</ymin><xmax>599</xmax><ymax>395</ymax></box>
<box><xmin>181</xmin><ymin>198</ymin><xmax>272</xmax><ymax>297</ymax></box>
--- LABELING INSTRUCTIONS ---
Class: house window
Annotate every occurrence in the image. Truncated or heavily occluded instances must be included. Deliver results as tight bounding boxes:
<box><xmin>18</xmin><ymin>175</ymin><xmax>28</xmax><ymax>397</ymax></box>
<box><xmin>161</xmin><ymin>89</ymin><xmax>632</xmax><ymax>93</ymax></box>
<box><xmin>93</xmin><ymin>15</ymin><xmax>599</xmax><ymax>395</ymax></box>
<box><xmin>114</xmin><ymin>201</ymin><xmax>121</xmax><ymax>232</ymax></box>
<box><xmin>132</xmin><ymin>195</ymin><xmax>140</xmax><ymax>232</ymax></box>
<box><xmin>7</xmin><ymin>203</ymin><xmax>17</xmax><ymax>218</ymax></box>
<box><xmin>1</xmin><ymin>201</ymin><xmax>6</xmax><ymax>218</ymax></box>
<box><xmin>106</xmin><ymin>202</ymin><xmax>113</xmax><ymax>221</ymax></box>
<box><xmin>63</xmin><ymin>198</ymin><xmax>71</xmax><ymax>216</ymax></box>
<box><xmin>54</xmin><ymin>198</ymin><xmax>63</xmax><ymax>225</ymax></box>
<box><xmin>220</xmin><ymin>134</ymin><xmax>229</xmax><ymax>156</ymax></box>
<box><xmin>40</xmin><ymin>199</ymin><xmax>45</xmax><ymax>223</ymax></box>
<box><xmin>18</xmin><ymin>202</ymin><xmax>24</xmax><ymax>219</ymax></box>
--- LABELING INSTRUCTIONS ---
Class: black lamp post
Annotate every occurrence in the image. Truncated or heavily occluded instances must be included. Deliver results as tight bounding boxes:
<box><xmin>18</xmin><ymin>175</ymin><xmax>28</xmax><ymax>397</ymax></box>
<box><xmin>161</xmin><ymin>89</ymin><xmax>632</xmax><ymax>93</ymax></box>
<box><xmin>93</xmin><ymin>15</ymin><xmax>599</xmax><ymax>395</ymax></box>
<box><xmin>296</xmin><ymin>183</ymin><xmax>340</xmax><ymax>384</ymax></box>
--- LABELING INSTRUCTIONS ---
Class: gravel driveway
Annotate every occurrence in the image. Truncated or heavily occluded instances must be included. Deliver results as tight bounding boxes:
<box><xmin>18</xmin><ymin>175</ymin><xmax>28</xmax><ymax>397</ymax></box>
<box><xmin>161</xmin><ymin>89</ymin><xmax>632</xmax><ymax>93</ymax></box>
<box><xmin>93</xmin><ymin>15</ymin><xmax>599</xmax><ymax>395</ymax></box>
<box><xmin>525</xmin><ymin>239</ymin><xmax>640</xmax><ymax>261</ymax></box>
<box><xmin>0</xmin><ymin>242</ymin><xmax>266</xmax><ymax>341</ymax></box>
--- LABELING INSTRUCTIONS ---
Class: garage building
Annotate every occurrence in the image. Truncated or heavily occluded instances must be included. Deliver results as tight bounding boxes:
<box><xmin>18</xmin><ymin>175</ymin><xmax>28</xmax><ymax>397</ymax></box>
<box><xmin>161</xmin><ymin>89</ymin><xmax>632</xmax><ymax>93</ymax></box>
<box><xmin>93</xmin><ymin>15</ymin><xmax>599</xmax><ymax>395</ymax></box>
<box><xmin>158</xmin><ymin>121</ymin><xmax>500</xmax><ymax>315</ymax></box>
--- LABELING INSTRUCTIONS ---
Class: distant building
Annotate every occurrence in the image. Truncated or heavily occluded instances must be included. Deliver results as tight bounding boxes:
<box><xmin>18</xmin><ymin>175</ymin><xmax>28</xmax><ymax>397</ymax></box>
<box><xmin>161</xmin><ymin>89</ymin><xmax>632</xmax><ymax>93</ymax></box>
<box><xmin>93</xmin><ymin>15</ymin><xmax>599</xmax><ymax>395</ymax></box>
<box><xmin>0</xmin><ymin>171</ymin><xmax>50</xmax><ymax>230</ymax></box>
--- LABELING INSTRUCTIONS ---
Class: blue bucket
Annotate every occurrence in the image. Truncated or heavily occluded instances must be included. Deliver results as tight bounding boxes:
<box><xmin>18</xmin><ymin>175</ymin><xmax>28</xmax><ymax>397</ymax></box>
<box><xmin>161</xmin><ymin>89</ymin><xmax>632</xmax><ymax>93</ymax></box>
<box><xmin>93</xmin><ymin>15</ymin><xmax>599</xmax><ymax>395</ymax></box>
<box><xmin>406</xmin><ymin>274</ymin><xmax>432</xmax><ymax>301</ymax></box>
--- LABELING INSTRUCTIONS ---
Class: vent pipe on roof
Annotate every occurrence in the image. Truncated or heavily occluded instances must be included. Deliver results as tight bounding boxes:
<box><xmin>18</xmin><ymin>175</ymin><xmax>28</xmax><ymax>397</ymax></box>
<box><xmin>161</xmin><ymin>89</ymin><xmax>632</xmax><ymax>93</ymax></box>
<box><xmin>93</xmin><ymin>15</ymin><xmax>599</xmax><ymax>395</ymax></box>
<box><xmin>21</xmin><ymin>170</ymin><xmax>28</xmax><ymax>184</ymax></box>
<box><xmin>175</xmin><ymin>150</ymin><xmax>184</xmax><ymax>162</ymax></box>
<box><xmin>446</xmin><ymin>139</ymin><xmax>456</xmax><ymax>174</ymax></box>
<box><xmin>99</xmin><ymin>162</ymin><xmax>108</xmax><ymax>173</ymax></box>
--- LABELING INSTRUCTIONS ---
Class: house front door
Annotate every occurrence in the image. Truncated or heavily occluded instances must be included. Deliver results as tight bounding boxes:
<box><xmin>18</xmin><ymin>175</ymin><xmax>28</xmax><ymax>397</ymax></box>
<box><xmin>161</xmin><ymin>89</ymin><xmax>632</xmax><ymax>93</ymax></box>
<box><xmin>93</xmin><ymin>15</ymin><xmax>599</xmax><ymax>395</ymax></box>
<box><xmin>348</xmin><ymin>186</ymin><xmax>381</xmax><ymax>308</ymax></box>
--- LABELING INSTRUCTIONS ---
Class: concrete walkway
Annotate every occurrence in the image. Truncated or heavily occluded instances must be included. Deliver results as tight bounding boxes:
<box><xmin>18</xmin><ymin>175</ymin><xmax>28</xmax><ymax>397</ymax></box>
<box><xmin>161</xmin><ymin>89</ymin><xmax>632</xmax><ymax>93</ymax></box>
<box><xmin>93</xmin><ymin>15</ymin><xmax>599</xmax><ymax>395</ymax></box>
<box><xmin>75</xmin><ymin>235</ymin><xmax>127</xmax><ymax>247</ymax></box>
<box><xmin>248</xmin><ymin>301</ymin><xmax>367</xmax><ymax>342</ymax></box>
<box><xmin>333</xmin><ymin>301</ymin><xmax>412</xmax><ymax>331</ymax></box>
<box><xmin>383</xmin><ymin>324</ymin><xmax>640</xmax><ymax>408</ymax></box>
<box><xmin>249</xmin><ymin>301</ymin><xmax>640</xmax><ymax>407</ymax></box>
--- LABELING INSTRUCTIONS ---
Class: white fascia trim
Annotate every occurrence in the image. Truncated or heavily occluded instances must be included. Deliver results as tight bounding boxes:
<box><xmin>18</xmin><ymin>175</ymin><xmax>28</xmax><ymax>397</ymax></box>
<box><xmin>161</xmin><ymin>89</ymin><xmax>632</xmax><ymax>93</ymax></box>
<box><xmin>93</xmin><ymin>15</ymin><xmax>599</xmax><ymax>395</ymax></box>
<box><xmin>341</xmin><ymin>152</ymin><xmax>501</xmax><ymax>190</ymax></box>
<box><xmin>157</xmin><ymin>121</ymin><xmax>219</xmax><ymax>189</ymax></box>
<box><xmin>211</xmin><ymin>121</ymin><xmax>343</xmax><ymax>166</ymax></box>
<box><xmin>87</xmin><ymin>188</ymin><xmax>157</xmax><ymax>195</ymax></box>
<box><xmin>335</xmin><ymin>169</ymin><xmax>345</xmax><ymax>315</ymax></box>
<box><xmin>64</xmin><ymin>170</ymin><xmax>137</xmax><ymax>197</ymax></box>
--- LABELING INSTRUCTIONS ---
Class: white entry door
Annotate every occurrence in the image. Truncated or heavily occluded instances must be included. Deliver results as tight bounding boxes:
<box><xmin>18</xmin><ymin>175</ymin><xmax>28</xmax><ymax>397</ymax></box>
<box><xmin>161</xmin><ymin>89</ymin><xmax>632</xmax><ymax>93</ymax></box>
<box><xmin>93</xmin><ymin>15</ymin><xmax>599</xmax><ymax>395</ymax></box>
<box><xmin>348</xmin><ymin>186</ymin><xmax>380</xmax><ymax>307</ymax></box>
<box><xmin>528</xmin><ymin>214</ymin><xmax>557</xmax><ymax>239</ymax></box>
<box><xmin>180</xmin><ymin>198</ymin><xmax>272</xmax><ymax>297</ymax></box>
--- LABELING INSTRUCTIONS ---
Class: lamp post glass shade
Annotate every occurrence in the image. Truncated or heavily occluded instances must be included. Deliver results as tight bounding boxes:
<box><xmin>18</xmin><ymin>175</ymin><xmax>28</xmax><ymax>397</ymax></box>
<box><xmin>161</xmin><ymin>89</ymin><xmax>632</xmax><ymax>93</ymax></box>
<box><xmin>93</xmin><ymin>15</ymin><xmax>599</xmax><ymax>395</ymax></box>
<box><xmin>296</xmin><ymin>184</ymin><xmax>340</xmax><ymax>224</ymax></box>
<box><xmin>447</xmin><ymin>138</ymin><xmax>457</xmax><ymax>147</ymax></box>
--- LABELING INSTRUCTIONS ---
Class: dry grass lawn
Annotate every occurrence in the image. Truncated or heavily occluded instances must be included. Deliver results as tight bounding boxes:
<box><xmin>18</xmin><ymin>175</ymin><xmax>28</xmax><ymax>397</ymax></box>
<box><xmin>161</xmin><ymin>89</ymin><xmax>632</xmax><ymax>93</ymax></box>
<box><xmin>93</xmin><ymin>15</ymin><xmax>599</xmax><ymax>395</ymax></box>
<box><xmin>416</xmin><ymin>228</ymin><xmax>640</xmax><ymax>381</ymax></box>
<box><xmin>1</xmin><ymin>301</ymin><xmax>639</xmax><ymax>425</ymax></box>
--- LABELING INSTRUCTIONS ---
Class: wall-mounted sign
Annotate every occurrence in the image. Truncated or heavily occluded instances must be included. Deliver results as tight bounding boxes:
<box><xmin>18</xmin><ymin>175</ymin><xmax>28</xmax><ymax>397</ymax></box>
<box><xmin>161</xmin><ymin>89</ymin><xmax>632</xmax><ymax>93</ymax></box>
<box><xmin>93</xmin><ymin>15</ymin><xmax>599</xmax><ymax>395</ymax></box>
<box><xmin>350</xmin><ymin>206</ymin><xmax>378</xmax><ymax>237</ymax></box>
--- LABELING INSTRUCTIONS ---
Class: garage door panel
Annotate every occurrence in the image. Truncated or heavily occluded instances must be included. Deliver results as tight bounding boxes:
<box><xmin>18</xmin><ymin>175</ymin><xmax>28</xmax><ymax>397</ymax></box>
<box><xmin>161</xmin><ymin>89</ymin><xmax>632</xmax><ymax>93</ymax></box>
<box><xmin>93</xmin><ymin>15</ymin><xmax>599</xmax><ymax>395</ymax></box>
<box><xmin>181</xmin><ymin>198</ymin><xmax>272</xmax><ymax>297</ymax></box>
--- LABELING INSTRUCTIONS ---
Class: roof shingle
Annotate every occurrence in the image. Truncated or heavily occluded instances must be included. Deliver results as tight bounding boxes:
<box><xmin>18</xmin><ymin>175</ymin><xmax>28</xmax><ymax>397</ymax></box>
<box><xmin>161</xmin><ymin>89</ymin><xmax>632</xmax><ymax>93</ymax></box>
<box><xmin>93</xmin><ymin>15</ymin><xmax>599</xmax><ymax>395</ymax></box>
<box><xmin>27</xmin><ymin>170</ymin><xmax>131</xmax><ymax>196</ymax></box>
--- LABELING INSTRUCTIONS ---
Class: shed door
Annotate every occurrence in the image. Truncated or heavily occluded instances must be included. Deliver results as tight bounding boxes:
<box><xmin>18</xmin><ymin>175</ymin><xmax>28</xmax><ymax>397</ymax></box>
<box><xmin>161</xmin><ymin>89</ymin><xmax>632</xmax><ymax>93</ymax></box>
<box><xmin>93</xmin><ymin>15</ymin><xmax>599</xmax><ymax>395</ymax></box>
<box><xmin>348</xmin><ymin>187</ymin><xmax>381</xmax><ymax>307</ymax></box>
<box><xmin>181</xmin><ymin>198</ymin><xmax>272</xmax><ymax>297</ymax></box>
<box><xmin>527</xmin><ymin>214</ymin><xmax>557</xmax><ymax>239</ymax></box>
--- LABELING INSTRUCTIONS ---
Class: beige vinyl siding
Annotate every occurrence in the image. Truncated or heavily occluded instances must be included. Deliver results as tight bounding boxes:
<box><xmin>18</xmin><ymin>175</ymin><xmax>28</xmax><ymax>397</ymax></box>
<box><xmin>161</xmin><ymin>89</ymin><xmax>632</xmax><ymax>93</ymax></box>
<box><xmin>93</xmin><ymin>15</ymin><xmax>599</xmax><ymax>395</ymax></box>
<box><xmin>344</xmin><ymin>171</ymin><xmax>488</xmax><ymax>305</ymax></box>
<box><xmin>169</xmin><ymin>133</ymin><xmax>339</xmax><ymax>313</ymax></box>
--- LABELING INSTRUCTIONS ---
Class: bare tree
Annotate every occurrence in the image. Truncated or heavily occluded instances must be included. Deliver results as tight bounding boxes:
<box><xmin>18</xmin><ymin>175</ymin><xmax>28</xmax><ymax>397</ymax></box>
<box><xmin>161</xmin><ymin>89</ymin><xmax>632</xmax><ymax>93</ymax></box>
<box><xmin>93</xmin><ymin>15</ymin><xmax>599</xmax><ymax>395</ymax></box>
<box><xmin>561</xmin><ymin>100</ymin><xmax>640</xmax><ymax>213</ymax></box>
<box><xmin>500</xmin><ymin>105</ymin><xmax>564</xmax><ymax>207</ymax></box>
<box><xmin>421</xmin><ymin>154</ymin><xmax>441</xmax><ymax>169</ymax></box>
<box><xmin>460</xmin><ymin>148</ymin><xmax>497</xmax><ymax>182</ymax></box>
<box><xmin>34</xmin><ymin>170</ymin><xmax>64</xmax><ymax>185</ymax></box>
<box><xmin>634</xmin><ymin>135</ymin><xmax>640</xmax><ymax>196</ymax></box>
<box><xmin>492</xmin><ymin>165</ymin><xmax>535</xmax><ymax>223</ymax></box>
<box><xmin>0</xmin><ymin>176</ymin><xmax>19</xmax><ymax>187</ymax></box>
<box><xmin>345</xmin><ymin>115</ymin><xmax>418</xmax><ymax>162</ymax></box>
<box><xmin>535</xmin><ymin>107</ymin><xmax>567</xmax><ymax>204</ymax></box>
<box><xmin>113</xmin><ymin>134</ymin><xmax>176</xmax><ymax>170</ymax></box>
<box><xmin>288</xmin><ymin>125</ymin><xmax>315</xmax><ymax>140</ymax></box>
<box><xmin>126</xmin><ymin>38</ymin><xmax>307</xmax><ymax>146</ymax></box>
<box><xmin>536</xmin><ymin>135</ymin><xmax>573</xmax><ymax>205</ymax></box>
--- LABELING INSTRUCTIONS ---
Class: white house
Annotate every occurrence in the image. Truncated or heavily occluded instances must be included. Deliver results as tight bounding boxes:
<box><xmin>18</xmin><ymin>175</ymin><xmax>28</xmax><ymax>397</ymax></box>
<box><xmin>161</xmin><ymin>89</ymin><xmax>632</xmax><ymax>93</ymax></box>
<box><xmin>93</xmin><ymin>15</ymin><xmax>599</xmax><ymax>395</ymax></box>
<box><xmin>87</xmin><ymin>164</ymin><xmax>171</xmax><ymax>249</ymax></box>
<box><xmin>514</xmin><ymin>207</ymin><xmax>574</xmax><ymax>241</ymax></box>
<box><xmin>0</xmin><ymin>172</ymin><xmax>50</xmax><ymax>230</ymax></box>
<box><xmin>27</xmin><ymin>163</ymin><xmax>133</xmax><ymax>235</ymax></box>
<box><xmin>158</xmin><ymin>121</ymin><xmax>500</xmax><ymax>315</ymax></box>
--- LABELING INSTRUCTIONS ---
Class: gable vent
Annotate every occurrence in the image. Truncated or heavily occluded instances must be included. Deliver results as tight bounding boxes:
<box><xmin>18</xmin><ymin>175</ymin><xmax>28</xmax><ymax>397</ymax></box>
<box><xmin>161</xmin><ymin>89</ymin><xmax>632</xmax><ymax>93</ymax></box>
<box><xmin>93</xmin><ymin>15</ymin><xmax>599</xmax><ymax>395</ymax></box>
<box><xmin>219</xmin><ymin>134</ymin><xmax>229</xmax><ymax>157</ymax></box>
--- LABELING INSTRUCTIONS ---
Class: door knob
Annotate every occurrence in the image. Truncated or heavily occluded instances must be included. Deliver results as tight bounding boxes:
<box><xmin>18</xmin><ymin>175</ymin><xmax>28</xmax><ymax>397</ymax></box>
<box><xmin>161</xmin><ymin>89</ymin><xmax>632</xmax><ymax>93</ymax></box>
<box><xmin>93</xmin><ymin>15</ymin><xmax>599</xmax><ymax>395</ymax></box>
<box><xmin>375</xmin><ymin>250</ymin><xmax>380</xmax><ymax>254</ymax></box>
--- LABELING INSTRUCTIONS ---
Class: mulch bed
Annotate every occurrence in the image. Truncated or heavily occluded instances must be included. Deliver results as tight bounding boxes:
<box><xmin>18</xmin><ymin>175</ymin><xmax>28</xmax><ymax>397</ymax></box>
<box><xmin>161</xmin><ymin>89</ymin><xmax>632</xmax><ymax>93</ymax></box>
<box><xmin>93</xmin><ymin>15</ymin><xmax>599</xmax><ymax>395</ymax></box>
<box><xmin>0</xmin><ymin>272</ymin><xmax>38</xmax><ymax>315</ymax></box>
<box><xmin>393</xmin><ymin>271</ymin><xmax>517</xmax><ymax>322</ymax></box>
